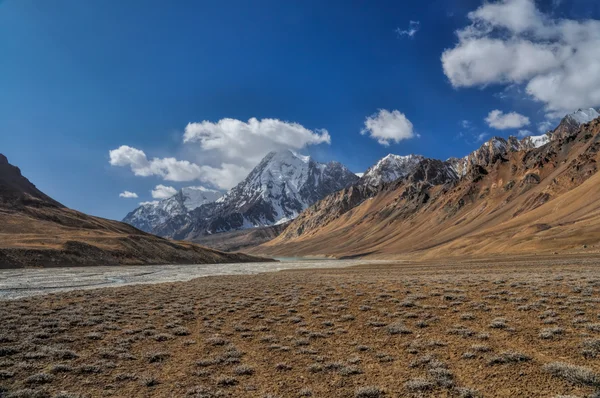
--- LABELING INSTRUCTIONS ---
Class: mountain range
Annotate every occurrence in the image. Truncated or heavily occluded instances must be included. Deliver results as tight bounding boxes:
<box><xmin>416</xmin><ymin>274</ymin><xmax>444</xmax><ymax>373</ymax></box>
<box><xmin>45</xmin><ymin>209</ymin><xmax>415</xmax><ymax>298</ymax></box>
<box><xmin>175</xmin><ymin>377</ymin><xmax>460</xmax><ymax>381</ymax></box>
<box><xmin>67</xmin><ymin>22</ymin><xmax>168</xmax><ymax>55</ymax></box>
<box><xmin>123</xmin><ymin>150</ymin><xmax>358</xmax><ymax>244</ymax></box>
<box><xmin>250</xmin><ymin>108</ymin><xmax>600</xmax><ymax>259</ymax></box>
<box><xmin>0</xmin><ymin>155</ymin><xmax>265</xmax><ymax>268</ymax></box>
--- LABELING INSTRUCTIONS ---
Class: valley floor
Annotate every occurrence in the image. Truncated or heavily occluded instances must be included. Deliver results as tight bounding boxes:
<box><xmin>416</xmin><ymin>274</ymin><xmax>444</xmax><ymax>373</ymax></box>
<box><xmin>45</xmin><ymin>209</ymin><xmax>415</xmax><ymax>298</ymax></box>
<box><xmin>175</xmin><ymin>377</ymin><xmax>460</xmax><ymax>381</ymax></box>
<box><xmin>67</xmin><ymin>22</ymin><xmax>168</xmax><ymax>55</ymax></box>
<box><xmin>2</xmin><ymin>255</ymin><xmax>600</xmax><ymax>397</ymax></box>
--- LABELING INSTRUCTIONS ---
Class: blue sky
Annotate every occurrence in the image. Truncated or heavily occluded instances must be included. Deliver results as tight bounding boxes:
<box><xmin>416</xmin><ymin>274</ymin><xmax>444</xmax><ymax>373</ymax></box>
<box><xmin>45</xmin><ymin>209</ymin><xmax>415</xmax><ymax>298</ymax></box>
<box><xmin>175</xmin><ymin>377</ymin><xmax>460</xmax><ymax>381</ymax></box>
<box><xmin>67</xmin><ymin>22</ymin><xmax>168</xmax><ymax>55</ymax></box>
<box><xmin>1</xmin><ymin>0</ymin><xmax>599</xmax><ymax>220</ymax></box>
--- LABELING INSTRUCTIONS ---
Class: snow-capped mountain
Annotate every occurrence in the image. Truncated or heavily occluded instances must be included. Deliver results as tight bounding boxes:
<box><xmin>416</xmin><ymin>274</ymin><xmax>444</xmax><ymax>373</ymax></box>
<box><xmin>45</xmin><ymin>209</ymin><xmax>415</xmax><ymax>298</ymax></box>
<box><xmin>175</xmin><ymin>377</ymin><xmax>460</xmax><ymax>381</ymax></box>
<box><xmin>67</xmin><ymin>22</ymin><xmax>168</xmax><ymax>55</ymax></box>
<box><xmin>520</xmin><ymin>134</ymin><xmax>550</xmax><ymax>150</ymax></box>
<box><xmin>154</xmin><ymin>150</ymin><xmax>359</xmax><ymax>240</ymax></box>
<box><xmin>123</xmin><ymin>186</ymin><xmax>222</xmax><ymax>233</ymax></box>
<box><xmin>359</xmin><ymin>154</ymin><xmax>424</xmax><ymax>187</ymax></box>
<box><xmin>551</xmin><ymin>108</ymin><xmax>600</xmax><ymax>141</ymax></box>
<box><xmin>568</xmin><ymin>108</ymin><xmax>600</xmax><ymax>125</ymax></box>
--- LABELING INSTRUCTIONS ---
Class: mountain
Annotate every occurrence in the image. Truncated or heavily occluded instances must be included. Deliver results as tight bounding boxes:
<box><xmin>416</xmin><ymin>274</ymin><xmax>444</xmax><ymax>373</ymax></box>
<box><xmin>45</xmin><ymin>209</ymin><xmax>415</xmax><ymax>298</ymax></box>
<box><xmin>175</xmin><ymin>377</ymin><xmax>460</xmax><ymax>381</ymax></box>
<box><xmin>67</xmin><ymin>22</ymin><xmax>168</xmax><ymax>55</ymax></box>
<box><xmin>360</xmin><ymin>154</ymin><xmax>424</xmax><ymax>187</ymax></box>
<box><xmin>123</xmin><ymin>187</ymin><xmax>222</xmax><ymax>233</ymax></box>
<box><xmin>0</xmin><ymin>155</ymin><xmax>266</xmax><ymax>268</ymax></box>
<box><xmin>551</xmin><ymin>108</ymin><xmax>600</xmax><ymax>141</ymax></box>
<box><xmin>252</xmin><ymin>109</ymin><xmax>600</xmax><ymax>259</ymax></box>
<box><xmin>153</xmin><ymin>150</ymin><xmax>359</xmax><ymax>241</ymax></box>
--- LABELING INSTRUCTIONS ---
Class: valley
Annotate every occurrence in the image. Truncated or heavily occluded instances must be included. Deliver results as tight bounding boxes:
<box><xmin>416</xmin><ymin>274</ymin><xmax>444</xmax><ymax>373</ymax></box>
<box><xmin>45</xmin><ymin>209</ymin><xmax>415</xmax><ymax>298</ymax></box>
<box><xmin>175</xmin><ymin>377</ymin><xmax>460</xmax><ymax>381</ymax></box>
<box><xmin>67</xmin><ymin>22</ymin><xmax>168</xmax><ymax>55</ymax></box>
<box><xmin>2</xmin><ymin>255</ymin><xmax>600</xmax><ymax>397</ymax></box>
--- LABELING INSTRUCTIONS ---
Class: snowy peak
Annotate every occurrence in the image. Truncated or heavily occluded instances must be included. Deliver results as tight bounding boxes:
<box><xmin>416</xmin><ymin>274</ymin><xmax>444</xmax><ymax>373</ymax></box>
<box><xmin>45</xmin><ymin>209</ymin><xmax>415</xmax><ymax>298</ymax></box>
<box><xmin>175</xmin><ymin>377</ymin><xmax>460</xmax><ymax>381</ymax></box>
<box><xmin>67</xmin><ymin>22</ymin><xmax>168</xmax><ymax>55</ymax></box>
<box><xmin>567</xmin><ymin>108</ymin><xmax>600</xmax><ymax>125</ymax></box>
<box><xmin>361</xmin><ymin>154</ymin><xmax>425</xmax><ymax>187</ymax></box>
<box><xmin>552</xmin><ymin>108</ymin><xmax>600</xmax><ymax>141</ymax></box>
<box><xmin>180</xmin><ymin>186</ymin><xmax>222</xmax><ymax>211</ymax></box>
<box><xmin>123</xmin><ymin>186</ymin><xmax>222</xmax><ymax>233</ymax></box>
<box><xmin>520</xmin><ymin>134</ymin><xmax>550</xmax><ymax>150</ymax></box>
<box><xmin>214</xmin><ymin>150</ymin><xmax>359</xmax><ymax>228</ymax></box>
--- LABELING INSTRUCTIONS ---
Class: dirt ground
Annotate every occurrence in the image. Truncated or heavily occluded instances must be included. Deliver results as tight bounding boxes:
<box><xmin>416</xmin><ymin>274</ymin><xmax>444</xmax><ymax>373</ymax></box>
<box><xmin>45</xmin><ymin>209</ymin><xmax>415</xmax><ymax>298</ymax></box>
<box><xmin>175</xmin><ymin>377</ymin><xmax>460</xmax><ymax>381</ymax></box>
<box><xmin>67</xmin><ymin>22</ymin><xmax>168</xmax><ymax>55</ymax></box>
<box><xmin>2</xmin><ymin>255</ymin><xmax>600</xmax><ymax>397</ymax></box>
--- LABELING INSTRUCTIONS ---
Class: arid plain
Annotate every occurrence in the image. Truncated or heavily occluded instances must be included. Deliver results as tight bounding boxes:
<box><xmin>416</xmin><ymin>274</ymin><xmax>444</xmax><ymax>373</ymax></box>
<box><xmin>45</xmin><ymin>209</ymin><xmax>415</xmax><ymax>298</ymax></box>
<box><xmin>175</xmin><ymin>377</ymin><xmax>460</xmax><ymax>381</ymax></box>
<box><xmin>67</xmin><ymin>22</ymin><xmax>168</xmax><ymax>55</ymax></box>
<box><xmin>2</xmin><ymin>255</ymin><xmax>600</xmax><ymax>398</ymax></box>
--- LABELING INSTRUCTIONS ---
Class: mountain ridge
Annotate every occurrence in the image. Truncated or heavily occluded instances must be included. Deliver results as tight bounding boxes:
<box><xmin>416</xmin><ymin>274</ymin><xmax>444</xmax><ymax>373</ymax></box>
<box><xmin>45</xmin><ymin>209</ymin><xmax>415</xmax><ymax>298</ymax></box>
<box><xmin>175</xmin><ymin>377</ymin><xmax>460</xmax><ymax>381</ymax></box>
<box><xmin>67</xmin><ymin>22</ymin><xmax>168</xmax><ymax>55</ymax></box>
<box><xmin>251</xmin><ymin>109</ymin><xmax>600</xmax><ymax>259</ymax></box>
<box><xmin>133</xmin><ymin>150</ymin><xmax>359</xmax><ymax>242</ymax></box>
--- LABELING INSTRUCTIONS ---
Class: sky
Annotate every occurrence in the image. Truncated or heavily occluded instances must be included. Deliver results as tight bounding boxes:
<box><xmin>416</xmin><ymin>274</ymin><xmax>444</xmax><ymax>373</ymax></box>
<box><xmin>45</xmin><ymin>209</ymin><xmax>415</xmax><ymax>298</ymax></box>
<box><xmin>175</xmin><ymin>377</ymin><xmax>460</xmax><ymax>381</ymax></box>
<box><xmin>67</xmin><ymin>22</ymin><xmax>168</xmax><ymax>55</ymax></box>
<box><xmin>1</xmin><ymin>0</ymin><xmax>600</xmax><ymax>220</ymax></box>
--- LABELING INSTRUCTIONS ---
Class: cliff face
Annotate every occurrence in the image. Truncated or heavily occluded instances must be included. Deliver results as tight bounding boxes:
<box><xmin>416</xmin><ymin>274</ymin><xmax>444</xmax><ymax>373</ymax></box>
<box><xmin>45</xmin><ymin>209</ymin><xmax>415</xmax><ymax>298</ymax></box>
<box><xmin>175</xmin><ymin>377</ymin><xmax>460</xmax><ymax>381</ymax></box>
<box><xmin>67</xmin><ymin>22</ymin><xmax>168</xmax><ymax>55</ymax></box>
<box><xmin>254</xmin><ymin>117</ymin><xmax>600</xmax><ymax>259</ymax></box>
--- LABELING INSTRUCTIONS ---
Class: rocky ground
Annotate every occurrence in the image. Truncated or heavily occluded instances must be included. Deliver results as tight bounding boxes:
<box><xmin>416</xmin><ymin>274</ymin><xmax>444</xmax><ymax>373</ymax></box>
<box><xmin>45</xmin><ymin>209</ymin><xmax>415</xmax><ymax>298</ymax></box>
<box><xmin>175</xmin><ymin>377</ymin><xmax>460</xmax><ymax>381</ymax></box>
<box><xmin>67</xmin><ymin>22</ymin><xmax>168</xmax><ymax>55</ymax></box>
<box><xmin>2</xmin><ymin>255</ymin><xmax>600</xmax><ymax>397</ymax></box>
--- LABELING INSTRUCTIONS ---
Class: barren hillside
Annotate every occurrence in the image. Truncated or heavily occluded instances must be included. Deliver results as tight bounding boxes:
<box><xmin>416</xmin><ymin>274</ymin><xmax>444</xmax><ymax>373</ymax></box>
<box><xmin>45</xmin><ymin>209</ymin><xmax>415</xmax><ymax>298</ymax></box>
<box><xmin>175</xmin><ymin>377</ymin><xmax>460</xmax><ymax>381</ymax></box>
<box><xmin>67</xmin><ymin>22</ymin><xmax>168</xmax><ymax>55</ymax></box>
<box><xmin>0</xmin><ymin>154</ymin><xmax>267</xmax><ymax>268</ymax></box>
<box><xmin>254</xmin><ymin>118</ymin><xmax>600</xmax><ymax>259</ymax></box>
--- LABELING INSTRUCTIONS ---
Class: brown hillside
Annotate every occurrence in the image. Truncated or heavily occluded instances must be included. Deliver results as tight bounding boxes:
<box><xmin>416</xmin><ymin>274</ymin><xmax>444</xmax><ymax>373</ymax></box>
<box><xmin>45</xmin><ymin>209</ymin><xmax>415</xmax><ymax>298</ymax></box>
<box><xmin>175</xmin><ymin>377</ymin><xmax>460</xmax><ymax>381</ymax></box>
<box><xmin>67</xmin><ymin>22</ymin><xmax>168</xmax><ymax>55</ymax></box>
<box><xmin>0</xmin><ymin>154</ymin><xmax>268</xmax><ymax>268</ymax></box>
<box><xmin>253</xmin><ymin>118</ymin><xmax>600</xmax><ymax>259</ymax></box>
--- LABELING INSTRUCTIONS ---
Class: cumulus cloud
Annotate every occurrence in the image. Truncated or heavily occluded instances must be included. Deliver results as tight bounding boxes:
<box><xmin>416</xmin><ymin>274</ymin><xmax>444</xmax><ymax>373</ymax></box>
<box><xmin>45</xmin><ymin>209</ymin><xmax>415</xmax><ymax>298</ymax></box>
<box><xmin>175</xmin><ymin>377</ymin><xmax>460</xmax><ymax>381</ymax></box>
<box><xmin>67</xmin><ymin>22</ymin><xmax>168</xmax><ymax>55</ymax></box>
<box><xmin>360</xmin><ymin>109</ymin><xmax>417</xmax><ymax>146</ymax></box>
<box><xmin>110</xmin><ymin>118</ymin><xmax>331</xmax><ymax>190</ymax></box>
<box><xmin>139</xmin><ymin>200</ymin><xmax>159</xmax><ymax>206</ymax></box>
<box><xmin>485</xmin><ymin>110</ymin><xmax>530</xmax><ymax>130</ymax></box>
<box><xmin>151</xmin><ymin>184</ymin><xmax>178</xmax><ymax>199</ymax></box>
<box><xmin>518</xmin><ymin>129</ymin><xmax>532</xmax><ymax>137</ymax></box>
<box><xmin>537</xmin><ymin>120</ymin><xmax>554</xmax><ymax>133</ymax></box>
<box><xmin>183</xmin><ymin>118</ymin><xmax>330</xmax><ymax>165</ymax></box>
<box><xmin>396</xmin><ymin>21</ymin><xmax>420</xmax><ymax>38</ymax></box>
<box><xmin>119</xmin><ymin>191</ymin><xmax>138</xmax><ymax>199</ymax></box>
<box><xmin>441</xmin><ymin>0</ymin><xmax>600</xmax><ymax>116</ymax></box>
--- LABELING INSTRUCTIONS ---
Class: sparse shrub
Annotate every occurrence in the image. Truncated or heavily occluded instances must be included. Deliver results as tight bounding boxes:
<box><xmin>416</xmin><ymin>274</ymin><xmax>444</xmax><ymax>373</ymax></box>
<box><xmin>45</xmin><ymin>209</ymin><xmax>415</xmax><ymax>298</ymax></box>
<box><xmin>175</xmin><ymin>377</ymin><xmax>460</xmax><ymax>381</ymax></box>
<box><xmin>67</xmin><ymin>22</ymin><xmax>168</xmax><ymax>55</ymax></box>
<box><xmin>276</xmin><ymin>363</ymin><xmax>292</xmax><ymax>371</ymax></box>
<box><xmin>141</xmin><ymin>375</ymin><xmax>160</xmax><ymax>387</ymax></box>
<box><xmin>216</xmin><ymin>376</ymin><xmax>238</xmax><ymax>386</ymax></box>
<box><xmin>85</xmin><ymin>332</ymin><xmax>103</xmax><ymax>340</ymax></box>
<box><xmin>308</xmin><ymin>364</ymin><xmax>323</xmax><ymax>373</ymax></box>
<box><xmin>146</xmin><ymin>351</ymin><xmax>170</xmax><ymax>363</ymax></box>
<box><xmin>25</xmin><ymin>373</ymin><xmax>54</xmax><ymax>385</ymax></box>
<box><xmin>355</xmin><ymin>386</ymin><xmax>383</xmax><ymax>398</ymax></box>
<box><xmin>543</xmin><ymin>362</ymin><xmax>600</xmax><ymax>386</ymax></box>
<box><xmin>234</xmin><ymin>365</ymin><xmax>254</xmax><ymax>375</ymax></box>
<box><xmin>539</xmin><ymin>327</ymin><xmax>564</xmax><ymax>339</ymax></box>
<box><xmin>0</xmin><ymin>370</ymin><xmax>14</xmax><ymax>379</ymax></box>
<box><xmin>115</xmin><ymin>373</ymin><xmax>138</xmax><ymax>381</ymax></box>
<box><xmin>488</xmin><ymin>351</ymin><xmax>531</xmax><ymax>366</ymax></box>
<box><xmin>470</xmin><ymin>344</ymin><xmax>490</xmax><ymax>353</ymax></box>
<box><xmin>49</xmin><ymin>364</ymin><xmax>72</xmax><ymax>374</ymax></box>
<box><xmin>339</xmin><ymin>365</ymin><xmax>363</xmax><ymax>376</ymax></box>
<box><xmin>154</xmin><ymin>333</ymin><xmax>173</xmax><ymax>342</ymax></box>
<box><xmin>489</xmin><ymin>318</ymin><xmax>507</xmax><ymax>329</ymax></box>
<box><xmin>387</xmin><ymin>322</ymin><xmax>412</xmax><ymax>335</ymax></box>
<box><xmin>206</xmin><ymin>336</ymin><xmax>228</xmax><ymax>346</ymax></box>
<box><xmin>6</xmin><ymin>389</ymin><xmax>51</xmax><ymax>398</ymax></box>
<box><xmin>77</xmin><ymin>364</ymin><xmax>101</xmax><ymax>374</ymax></box>
<box><xmin>405</xmin><ymin>378</ymin><xmax>435</xmax><ymax>392</ymax></box>
<box><xmin>582</xmin><ymin>339</ymin><xmax>600</xmax><ymax>358</ymax></box>
<box><xmin>429</xmin><ymin>367</ymin><xmax>454</xmax><ymax>387</ymax></box>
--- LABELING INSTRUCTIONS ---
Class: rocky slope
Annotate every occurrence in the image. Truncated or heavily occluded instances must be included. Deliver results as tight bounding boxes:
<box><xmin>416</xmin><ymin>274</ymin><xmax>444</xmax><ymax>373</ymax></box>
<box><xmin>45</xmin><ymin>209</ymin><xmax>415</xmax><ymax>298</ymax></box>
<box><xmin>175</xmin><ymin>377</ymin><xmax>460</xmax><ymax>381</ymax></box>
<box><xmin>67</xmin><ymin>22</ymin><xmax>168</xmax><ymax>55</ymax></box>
<box><xmin>123</xmin><ymin>187</ymin><xmax>222</xmax><ymax>233</ymax></box>
<box><xmin>152</xmin><ymin>150</ymin><xmax>359</xmax><ymax>241</ymax></box>
<box><xmin>0</xmin><ymin>155</ymin><xmax>267</xmax><ymax>268</ymax></box>
<box><xmin>254</xmin><ymin>109</ymin><xmax>600</xmax><ymax>259</ymax></box>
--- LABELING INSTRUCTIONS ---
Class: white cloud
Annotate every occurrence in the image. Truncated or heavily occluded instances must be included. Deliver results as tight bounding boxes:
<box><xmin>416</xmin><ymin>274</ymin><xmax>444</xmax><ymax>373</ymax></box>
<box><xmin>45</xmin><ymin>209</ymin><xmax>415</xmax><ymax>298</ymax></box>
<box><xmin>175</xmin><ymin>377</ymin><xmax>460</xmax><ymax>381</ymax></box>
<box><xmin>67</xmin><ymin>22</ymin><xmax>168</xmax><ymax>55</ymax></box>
<box><xmin>360</xmin><ymin>109</ymin><xmax>416</xmax><ymax>146</ymax></box>
<box><xmin>110</xmin><ymin>118</ymin><xmax>331</xmax><ymax>190</ymax></box>
<box><xmin>151</xmin><ymin>184</ymin><xmax>178</xmax><ymax>199</ymax></box>
<box><xmin>485</xmin><ymin>110</ymin><xmax>530</xmax><ymax>130</ymax></box>
<box><xmin>119</xmin><ymin>191</ymin><xmax>138</xmax><ymax>199</ymax></box>
<box><xmin>518</xmin><ymin>129</ymin><xmax>532</xmax><ymax>137</ymax></box>
<box><xmin>396</xmin><ymin>21</ymin><xmax>420</xmax><ymax>38</ymax></box>
<box><xmin>476</xmin><ymin>132</ymin><xmax>488</xmax><ymax>142</ymax></box>
<box><xmin>537</xmin><ymin>120</ymin><xmax>554</xmax><ymax>133</ymax></box>
<box><xmin>461</xmin><ymin>120</ymin><xmax>472</xmax><ymax>129</ymax></box>
<box><xmin>441</xmin><ymin>0</ymin><xmax>600</xmax><ymax>116</ymax></box>
<box><xmin>139</xmin><ymin>201</ymin><xmax>159</xmax><ymax>206</ymax></box>
<box><xmin>183</xmin><ymin>118</ymin><xmax>330</xmax><ymax>165</ymax></box>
